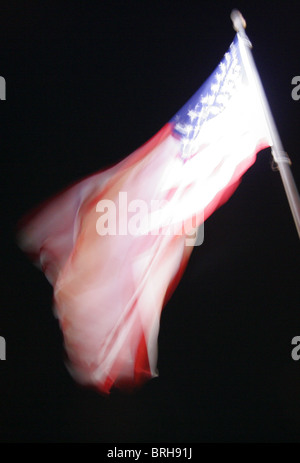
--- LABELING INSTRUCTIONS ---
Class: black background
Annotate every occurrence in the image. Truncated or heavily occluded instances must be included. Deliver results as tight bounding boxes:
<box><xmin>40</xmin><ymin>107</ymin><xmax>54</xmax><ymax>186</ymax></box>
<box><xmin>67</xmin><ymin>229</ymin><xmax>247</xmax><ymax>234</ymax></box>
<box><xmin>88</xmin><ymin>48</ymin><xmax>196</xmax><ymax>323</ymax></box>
<box><xmin>0</xmin><ymin>1</ymin><xmax>299</xmax><ymax>443</ymax></box>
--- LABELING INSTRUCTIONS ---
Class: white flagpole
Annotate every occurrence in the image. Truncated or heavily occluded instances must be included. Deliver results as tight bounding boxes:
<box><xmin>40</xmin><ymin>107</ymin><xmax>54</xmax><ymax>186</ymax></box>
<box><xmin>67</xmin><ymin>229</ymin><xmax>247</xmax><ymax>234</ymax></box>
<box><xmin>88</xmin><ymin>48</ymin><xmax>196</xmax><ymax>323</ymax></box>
<box><xmin>231</xmin><ymin>9</ymin><xmax>300</xmax><ymax>239</ymax></box>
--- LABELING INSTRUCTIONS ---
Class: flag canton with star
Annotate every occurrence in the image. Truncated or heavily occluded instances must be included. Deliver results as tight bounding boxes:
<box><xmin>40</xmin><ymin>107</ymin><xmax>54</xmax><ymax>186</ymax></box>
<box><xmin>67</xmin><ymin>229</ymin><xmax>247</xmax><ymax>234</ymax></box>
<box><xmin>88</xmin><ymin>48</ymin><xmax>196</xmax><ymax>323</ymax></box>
<box><xmin>171</xmin><ymin>37</ymin><xmax>243</xmax><ymax>162</ymax></box>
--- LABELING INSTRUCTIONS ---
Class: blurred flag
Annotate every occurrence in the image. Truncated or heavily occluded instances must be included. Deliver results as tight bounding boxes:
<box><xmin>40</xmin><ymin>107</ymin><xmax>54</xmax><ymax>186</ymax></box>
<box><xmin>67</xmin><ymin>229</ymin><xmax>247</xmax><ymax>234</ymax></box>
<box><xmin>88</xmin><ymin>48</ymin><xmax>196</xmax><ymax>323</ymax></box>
<box><xmin>19</xmin><ymin>35</ymin><xmax>271</xmax><ymax>393</ymax></box>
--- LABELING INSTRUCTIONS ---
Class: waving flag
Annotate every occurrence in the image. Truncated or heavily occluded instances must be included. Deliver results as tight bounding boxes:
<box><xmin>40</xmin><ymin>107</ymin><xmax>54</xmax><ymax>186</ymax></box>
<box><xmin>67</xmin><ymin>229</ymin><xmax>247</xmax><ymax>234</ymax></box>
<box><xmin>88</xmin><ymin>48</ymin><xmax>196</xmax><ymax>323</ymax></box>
<box><xmin>19</xmin><ymin>35</ymin><xmax>271</xmax><ymax>394</ymax></box>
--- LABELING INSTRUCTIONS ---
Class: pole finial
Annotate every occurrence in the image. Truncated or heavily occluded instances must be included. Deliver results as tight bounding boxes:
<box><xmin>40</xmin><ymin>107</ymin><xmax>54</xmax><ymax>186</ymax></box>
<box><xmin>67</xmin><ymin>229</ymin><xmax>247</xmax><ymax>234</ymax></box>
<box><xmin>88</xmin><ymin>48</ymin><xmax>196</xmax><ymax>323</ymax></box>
<box><xmin>231</xmin><ymin>9</ymin><xmax>247</xmax><ymax>32</ymax></box>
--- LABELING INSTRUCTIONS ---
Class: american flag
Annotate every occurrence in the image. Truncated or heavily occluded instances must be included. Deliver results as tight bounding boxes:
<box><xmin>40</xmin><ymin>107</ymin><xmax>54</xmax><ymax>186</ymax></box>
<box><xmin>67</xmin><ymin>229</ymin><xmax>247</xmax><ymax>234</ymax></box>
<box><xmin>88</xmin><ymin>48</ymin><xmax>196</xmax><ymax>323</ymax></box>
<box><xmin>18</xmin><ymin>34</ymin><xmax>271</xmax><ymax>394</ymax></box>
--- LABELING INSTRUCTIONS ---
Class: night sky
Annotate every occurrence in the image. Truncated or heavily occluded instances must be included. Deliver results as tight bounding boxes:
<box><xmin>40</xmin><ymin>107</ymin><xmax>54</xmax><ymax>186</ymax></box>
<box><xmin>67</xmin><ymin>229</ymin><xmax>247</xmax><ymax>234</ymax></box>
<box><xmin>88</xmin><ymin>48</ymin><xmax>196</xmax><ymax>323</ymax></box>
<box><xmin>1</xmin><ymin>1</ymin><xmax>300</xmax><ymax>443</ymax></box>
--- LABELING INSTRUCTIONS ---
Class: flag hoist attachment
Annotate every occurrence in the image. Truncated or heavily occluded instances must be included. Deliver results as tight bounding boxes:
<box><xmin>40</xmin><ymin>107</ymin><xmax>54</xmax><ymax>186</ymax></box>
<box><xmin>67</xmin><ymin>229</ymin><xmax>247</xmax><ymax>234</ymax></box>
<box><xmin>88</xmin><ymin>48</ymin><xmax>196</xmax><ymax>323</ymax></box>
<box><xmin>231</xmin><ymin>9</ymin><xmax>300</xmax><ymax>239</ymax></box>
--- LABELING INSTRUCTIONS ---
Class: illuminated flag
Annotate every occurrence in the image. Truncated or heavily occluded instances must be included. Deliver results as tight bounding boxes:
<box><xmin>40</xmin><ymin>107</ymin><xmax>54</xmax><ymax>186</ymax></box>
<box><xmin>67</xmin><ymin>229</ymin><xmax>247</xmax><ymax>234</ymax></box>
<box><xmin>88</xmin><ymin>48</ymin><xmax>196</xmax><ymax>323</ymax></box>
<box><xmin>19</xmin><ymin>35</ymin><xmax>271</xmax><ymax>393</ymax></box>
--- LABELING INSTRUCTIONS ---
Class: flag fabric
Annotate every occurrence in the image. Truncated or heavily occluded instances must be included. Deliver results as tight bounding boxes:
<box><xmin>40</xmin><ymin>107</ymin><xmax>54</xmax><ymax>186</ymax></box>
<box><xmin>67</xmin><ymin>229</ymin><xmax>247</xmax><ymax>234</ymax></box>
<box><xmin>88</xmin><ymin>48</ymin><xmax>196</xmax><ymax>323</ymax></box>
<box><xmin>18</xmin><ymin>35</ymin><xmax>271</xmax><ymax>394</ymax></box>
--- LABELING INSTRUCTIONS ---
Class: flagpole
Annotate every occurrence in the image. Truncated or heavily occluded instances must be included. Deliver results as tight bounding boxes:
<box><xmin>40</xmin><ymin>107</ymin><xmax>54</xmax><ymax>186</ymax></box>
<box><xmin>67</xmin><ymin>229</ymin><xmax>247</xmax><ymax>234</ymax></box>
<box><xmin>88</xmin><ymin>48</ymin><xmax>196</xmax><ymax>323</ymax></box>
<box><xmin>231</xmin><ymin>9</ymin><xmax>300</xmax><ymax>239</ymax></box>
